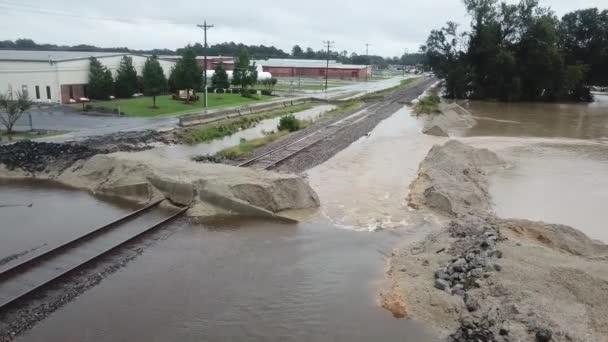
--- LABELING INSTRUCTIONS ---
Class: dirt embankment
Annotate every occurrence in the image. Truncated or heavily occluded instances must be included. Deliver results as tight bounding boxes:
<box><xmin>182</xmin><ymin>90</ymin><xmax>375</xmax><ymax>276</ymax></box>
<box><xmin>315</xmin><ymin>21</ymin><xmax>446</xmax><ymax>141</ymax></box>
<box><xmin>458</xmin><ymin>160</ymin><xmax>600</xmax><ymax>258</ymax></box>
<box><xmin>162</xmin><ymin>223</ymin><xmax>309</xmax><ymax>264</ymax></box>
<box><xmin>384</xmin><ymin>140</ymin><xmax>608</xmax><ymax>341</ymax></box>
<box><xmin>0</xmin><ymin>147</ymin><xmax>319</xmax><ymax>222</ymax></box>
<box><xmin>421</xmin><ymin>103</ymin><xmax>477</xmax><ymax>138</ymax></box>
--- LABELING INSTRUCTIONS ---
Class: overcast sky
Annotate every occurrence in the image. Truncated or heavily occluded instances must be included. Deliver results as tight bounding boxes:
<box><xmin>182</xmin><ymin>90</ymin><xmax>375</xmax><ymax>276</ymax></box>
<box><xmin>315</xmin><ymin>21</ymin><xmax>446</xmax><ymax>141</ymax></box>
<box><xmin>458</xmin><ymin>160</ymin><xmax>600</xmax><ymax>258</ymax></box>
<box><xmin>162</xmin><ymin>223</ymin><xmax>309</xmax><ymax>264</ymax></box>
<box><xmin>0</xmin><ymin>0</ymin><xmax>606</xmax><ymax>57</ymax></box>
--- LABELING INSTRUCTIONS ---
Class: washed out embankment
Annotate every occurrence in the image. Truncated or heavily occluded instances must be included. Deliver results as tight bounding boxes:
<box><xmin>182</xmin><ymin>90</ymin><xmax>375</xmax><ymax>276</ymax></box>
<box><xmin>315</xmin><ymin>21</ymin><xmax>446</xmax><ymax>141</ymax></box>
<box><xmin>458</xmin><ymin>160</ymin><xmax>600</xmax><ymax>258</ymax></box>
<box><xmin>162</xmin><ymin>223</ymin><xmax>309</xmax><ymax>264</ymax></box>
<box><xmin>384</xmin><ymin>140</ymin><xmax>608</xmax><ymax>341</ymax></box>
<box><xmin>0</xmin><ymin>142</ymin><xmax>320</xmax><ymax>222</ymax></box>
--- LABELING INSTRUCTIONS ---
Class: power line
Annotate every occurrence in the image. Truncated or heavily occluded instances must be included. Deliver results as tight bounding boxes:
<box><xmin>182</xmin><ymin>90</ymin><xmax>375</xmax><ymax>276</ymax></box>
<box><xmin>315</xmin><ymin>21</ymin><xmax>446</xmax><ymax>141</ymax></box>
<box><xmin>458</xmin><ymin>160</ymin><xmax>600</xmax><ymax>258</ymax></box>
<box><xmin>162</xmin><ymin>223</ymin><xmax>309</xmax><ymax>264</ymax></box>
<box><xmin>323</xmin><ymin>40</ymin><xmax>334</xmax><ymax>91</ymax></box>
<box><xmin>0</xmin><ymin>1</ymin><xmax>180</xmax><ymax>25</ymax></box>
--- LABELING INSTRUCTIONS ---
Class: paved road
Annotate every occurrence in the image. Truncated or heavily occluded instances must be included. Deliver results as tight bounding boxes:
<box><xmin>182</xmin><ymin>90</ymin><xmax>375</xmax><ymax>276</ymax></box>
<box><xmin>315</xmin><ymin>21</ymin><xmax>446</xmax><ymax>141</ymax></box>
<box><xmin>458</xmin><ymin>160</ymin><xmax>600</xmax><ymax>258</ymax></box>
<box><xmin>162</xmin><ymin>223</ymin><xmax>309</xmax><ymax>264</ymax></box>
<box><xmin>13</xmin><ymin>107</ymin><xmax>177</xmax><ymax>143</ymax></box>
<box><xmin>10</xmin><ymin>76</ymin><xmax>418</xmax><ymax>143</ymax></box>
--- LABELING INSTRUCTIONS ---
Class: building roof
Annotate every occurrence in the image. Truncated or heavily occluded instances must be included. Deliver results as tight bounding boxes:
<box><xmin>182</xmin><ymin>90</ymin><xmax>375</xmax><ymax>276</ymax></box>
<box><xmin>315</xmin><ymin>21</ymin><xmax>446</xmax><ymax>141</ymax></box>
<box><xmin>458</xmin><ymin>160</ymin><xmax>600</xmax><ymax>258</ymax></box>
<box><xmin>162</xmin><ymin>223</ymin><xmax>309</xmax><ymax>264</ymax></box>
<box><xmin>0</xmin><ymin>49</ymin><xmax>143</xmax><ymax>63</ymax></box>
<box><xmin>255</xmin><ymin>58</ymin><xmax>366</xmax><ymax>70</ymax></box>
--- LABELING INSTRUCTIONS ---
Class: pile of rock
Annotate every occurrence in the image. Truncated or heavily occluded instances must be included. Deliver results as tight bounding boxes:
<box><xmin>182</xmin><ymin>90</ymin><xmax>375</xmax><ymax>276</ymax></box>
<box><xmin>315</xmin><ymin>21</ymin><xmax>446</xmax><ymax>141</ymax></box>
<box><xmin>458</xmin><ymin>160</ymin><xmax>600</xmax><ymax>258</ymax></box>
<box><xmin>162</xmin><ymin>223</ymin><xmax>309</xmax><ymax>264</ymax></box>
<box><xmin>434</xmin><ymin>222</ymin><xmax>503</xmax><ymax>298</ymax></box>
<box><xmin>0</xmin><ymin>141</ymin><xmax>98</xmax><ymax>173</ymax></box>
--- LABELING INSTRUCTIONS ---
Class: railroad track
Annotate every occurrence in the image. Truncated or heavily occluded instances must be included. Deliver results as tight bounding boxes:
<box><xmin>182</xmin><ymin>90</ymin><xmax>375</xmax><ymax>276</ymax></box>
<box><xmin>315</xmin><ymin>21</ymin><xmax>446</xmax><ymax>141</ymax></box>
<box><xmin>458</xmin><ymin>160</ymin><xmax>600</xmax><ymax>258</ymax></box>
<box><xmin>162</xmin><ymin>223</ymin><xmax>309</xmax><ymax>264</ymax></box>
<box><xmin>239</xmin><ymin>78</ymin><xmax>433</xmax><ymax>170</ymax></box>
<box><xmin>0</xmin><ymin>200</ymin><xmax>187</xmax><ymax>311</ymax></box>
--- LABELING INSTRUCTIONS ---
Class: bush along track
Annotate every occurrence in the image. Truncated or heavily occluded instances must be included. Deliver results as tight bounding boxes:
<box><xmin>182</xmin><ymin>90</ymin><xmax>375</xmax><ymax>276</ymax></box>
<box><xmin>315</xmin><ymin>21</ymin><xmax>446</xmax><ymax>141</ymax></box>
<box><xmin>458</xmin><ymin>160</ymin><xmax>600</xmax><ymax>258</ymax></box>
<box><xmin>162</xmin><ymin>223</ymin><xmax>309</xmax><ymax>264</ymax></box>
<box><xmin>181</xmin><ymin>103</ymin><xmax>313</xmax><ymax>144</ymax></box>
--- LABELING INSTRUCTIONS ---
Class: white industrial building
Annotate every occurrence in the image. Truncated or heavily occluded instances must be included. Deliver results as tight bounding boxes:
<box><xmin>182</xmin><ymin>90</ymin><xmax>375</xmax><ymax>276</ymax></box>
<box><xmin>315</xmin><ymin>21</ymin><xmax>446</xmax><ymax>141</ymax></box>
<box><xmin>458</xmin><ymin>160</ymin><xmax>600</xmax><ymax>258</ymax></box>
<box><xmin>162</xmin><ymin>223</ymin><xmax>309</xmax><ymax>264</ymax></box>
<box><xmin>0</xmin><ymin>50</ymin><xmax>175</xmax><ymax>104</ymax></box>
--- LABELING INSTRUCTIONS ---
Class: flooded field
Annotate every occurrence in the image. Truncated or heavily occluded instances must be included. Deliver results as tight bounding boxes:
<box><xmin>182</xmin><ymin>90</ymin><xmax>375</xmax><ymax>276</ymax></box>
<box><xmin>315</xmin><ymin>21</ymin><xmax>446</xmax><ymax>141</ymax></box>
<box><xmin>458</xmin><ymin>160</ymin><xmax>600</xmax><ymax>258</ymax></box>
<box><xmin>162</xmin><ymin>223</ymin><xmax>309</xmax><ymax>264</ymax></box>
<box><xmin>141</xmin><ymin>105</ymin><xmax>335</xmax><ymax>160</ymax></box>
<box><xmin>459</xmin><ymin>94</ymin><xmax>608</xmax><ymax>243</ymax></box>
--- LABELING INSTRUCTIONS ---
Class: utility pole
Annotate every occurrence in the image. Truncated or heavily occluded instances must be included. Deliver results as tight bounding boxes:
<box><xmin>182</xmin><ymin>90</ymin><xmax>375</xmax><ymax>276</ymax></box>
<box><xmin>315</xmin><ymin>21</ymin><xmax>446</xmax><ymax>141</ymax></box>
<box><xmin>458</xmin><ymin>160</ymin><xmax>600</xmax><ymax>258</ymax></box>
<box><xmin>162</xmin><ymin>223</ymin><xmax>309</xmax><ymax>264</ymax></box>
<box><xmin>403</xmin><ymin>48</ymin><xmax>408</xmax><ymax>77</ymax></box>
<box><xmin>365</xmin><ymin>43</ymin><xmax>370</xmax><ymax>82</ymax></box>
<box><xmin>323</xmin><ymin>40</ymin><xmax>334</xmax><ymax>91</ymax></box>
<box><xmin>197</xmin><ymin>21</ymin><xmax>214</xmax><ymax>108</ymax></box>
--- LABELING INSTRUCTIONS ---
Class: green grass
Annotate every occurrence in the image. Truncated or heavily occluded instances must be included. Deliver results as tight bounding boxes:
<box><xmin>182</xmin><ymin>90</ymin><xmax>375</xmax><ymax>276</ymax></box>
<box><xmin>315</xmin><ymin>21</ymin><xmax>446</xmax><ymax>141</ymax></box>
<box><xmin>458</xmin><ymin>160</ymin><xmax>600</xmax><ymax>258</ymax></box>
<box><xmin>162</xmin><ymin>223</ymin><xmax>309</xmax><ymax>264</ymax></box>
<box><xmin>76</xmin><ymin>94</ymin><xmax>273</xmax><ymax>117</ymax></box>
<box><xmin>414</xmin><ymin>95</ymin><xmax>441</xmax><ymax>115</ymax></box>
<box><xmin>182</xmin><ymin>103</ymin><xmax>314</xmax><ymax>144</ymax></box>
<box><xmin>216</xmin><ymin>130</ymin><xmax>290</xmax><ymax>159</ymax></box>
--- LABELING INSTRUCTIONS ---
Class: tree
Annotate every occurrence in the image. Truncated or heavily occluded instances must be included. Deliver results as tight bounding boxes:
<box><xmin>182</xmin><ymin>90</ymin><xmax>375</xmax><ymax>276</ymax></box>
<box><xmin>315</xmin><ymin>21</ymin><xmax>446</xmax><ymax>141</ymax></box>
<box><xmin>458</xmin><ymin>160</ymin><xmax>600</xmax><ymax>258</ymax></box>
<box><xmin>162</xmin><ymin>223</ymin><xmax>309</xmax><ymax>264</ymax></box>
<box><xmin>173</xmin><ymin>45</ymin><xmax>202</xmax><ymax>103</ymax></box>
<box><xmin>422</xmin><ymin>0</ymin><xmax>598</xmax><ymax>102</ymax></box>
<box><xmin>291</xmin><ymin>45</ymin><xmax>304</xmax><ymax>58</ymax></box>
<box><xmin>261</xmin><ymin>78</ymin><xmax>278</xmax><ymax>95</ymax></box>
<box><xmin>87</xmin><ymin>57</ymin><xmax>113</xmax><ymax>100</ymax></box>
<box><xmin>114</xmin><ymin>55</ymin><xmax>138</xmax><ymax>98</ymax></box>
<box><xmin>211</xmin><ymin>62</ymin><xmax>230</xmax><ymax>89</ymax></box>
<box><xmin>232</xmin><ymin>48</ymin><xmax>258</xmax><ymax>96</ymax></box>
<box><xmin>0</xmin><ymin>90</ymin><xmax>32</xmax><ymax>135</ymax></box>
<box><xmin>142</xmin><ymin>55</ymin><xmax>167</xmax><ymax>108</ymax></box>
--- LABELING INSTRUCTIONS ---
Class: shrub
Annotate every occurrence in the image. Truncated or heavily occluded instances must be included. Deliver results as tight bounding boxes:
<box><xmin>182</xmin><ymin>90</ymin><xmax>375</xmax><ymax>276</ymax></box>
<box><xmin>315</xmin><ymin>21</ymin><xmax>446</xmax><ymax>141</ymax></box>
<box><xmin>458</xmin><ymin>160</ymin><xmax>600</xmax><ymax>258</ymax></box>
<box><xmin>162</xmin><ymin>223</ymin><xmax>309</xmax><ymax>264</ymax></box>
<box><xmin>216</xmin><ymin>88</ymin><xmax>225</xmax><ymax>94</ymax></box>
<box><xmin>207</xmin><ymin>87</ymin><xmax>215</xmax><ymax>93</ymax></box>
<box><xmin>277</xmin><ymin>114</ymin><xmax>300</xmax><ymax>132</ymax></box>
<box><xmin>232</xmin><ymin>88</ymin><xmax>241</xmax><ymax>94</ymax></box>
<box><xmin>261</xmin><ymin>90</ymin><xmax>273</xmax><ymax>96</ymax></box>
<box><xmin>84</xmin><ymin>104</ymin><xmax>94</xmax><ymax>111</ymax></box>
<box><xmin>248</xmin><ymin>89</ymin><xmax>258</xmax><ymax>95</ymax></box>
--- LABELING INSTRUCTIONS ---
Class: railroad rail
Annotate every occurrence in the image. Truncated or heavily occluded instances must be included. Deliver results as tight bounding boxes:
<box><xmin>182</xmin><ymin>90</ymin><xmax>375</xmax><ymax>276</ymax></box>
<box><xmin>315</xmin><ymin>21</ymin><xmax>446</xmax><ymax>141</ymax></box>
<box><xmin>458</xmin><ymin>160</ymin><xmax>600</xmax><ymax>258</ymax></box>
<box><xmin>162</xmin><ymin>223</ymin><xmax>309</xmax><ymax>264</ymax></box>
<box><xmin>0</xmin><ymin>200</ymin><xmax>187</xmax><ymax>311</ymax></box>
<box><xmin>239</xmin><ymin>78</ymin><xmax>433</xmax><ymax>170</ymax></box>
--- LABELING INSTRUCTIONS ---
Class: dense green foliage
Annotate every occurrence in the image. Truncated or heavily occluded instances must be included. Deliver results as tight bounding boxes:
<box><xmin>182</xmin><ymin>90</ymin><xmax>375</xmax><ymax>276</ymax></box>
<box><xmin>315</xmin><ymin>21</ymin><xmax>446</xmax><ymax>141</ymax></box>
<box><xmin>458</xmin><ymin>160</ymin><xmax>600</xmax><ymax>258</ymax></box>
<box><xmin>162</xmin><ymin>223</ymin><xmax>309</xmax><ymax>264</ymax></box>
<box><xmin>171</xmin><ymin>45</ymin><xmax>203</xmax><ymax>101</ymax></box>
<box><xmin>423</xmin><ymin>0</ymin><xmax>606</xmax><ymax>102</ymax></box>
<box><xmin>211</xmin><ymin>63</ymin><xmax>230</xmax><ymax>89</ymax></box>
<box><xmin>142</xmin><ymin>55</ymin><xmax>168</xmax><ymax>107</ymax></box>
<box><xmin>87</xmin><ymin>57</ymin><xmax>113</xmax><ymax>100</ymax></box>
<box><xmin>232</xmin><ymin>48</ymin><xmax>258</xmax><ymax>95</ymax></box>
<box><xmin>277</xmin><ymin>114</ymin><xmax>300</xmax><ymax>132</ymax></box>
<box><xmin>114</xmin><ymin>56</ymin><xmax>138</xmax><ymax>98</ymax></box>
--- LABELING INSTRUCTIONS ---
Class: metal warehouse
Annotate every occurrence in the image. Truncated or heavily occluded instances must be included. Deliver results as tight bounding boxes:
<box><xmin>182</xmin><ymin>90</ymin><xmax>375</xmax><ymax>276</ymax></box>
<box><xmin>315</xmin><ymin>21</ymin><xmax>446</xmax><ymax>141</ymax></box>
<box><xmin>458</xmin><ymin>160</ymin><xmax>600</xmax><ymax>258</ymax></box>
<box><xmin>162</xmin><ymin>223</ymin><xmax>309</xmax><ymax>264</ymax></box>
<box><xmin>0</xmin><ymin>50</ymin><xmax>175</xmax><ymax>104</ymax></box>
<box><xmin>256</xmin><ymin>59</ymin><xmax>371</xmax><ymax>80</ymax></box>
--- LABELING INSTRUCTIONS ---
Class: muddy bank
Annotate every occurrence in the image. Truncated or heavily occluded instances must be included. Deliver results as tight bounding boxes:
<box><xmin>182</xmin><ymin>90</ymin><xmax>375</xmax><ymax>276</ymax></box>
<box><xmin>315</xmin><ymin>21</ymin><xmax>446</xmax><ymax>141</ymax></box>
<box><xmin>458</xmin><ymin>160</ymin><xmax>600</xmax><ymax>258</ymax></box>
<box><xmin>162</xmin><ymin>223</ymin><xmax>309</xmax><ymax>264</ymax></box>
<box><xmin>384</xmin><ymin>140</ymin><xmax>608</xmax><ymax>341</ymax></box>
<box><xmin>0</xmin><ymin>152</ymin><xmax>319</xmax><ymax>221</ymax></box>
<box><xmin>421</xmin><ymin>104</ymin><xmax>477</xmax><ymax>138</ymax></box>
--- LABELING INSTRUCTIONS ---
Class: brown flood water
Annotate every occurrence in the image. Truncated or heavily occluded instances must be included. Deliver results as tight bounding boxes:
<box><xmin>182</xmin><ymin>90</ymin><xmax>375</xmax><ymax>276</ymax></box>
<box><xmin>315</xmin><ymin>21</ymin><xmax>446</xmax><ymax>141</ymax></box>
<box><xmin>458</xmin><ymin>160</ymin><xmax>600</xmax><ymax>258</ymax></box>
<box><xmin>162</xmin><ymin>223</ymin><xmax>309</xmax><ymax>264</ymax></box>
<box><xmin>0</xmin><ymin>179</ymin><xmax>139</xmax><ymax>267</ymax></box>
<box><xmin>459</xmin><ymin>93</ymin><xmax>608</xmax><ymax>243</ymax></box>
<box><xmin>3</xmin><ymin>184</ymin><xmax>434</xmax><ymax>341</ymax></box>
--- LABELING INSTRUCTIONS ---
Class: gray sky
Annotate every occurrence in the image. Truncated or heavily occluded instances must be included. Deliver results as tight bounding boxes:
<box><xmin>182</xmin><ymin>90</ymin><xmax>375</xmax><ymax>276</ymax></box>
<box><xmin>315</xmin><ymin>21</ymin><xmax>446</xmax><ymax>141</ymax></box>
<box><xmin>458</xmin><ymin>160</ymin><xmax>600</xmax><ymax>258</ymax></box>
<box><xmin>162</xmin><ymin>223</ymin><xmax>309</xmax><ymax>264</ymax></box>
<box><xmin>0</xmin><ymin>0</ymin><xmax>605</xmax><ymax>57</ymax></box>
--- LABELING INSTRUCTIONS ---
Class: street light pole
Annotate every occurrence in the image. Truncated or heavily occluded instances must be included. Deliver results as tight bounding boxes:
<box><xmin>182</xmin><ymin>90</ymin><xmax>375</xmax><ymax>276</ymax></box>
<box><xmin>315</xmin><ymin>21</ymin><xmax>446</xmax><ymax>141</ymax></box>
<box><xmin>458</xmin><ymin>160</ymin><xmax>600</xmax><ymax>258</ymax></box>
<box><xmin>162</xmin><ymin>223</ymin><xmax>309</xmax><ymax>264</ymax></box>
<box><xmin>197</xmin><ymin>21</ymin><xmax>214</xmax><ymax>108</ymax></box>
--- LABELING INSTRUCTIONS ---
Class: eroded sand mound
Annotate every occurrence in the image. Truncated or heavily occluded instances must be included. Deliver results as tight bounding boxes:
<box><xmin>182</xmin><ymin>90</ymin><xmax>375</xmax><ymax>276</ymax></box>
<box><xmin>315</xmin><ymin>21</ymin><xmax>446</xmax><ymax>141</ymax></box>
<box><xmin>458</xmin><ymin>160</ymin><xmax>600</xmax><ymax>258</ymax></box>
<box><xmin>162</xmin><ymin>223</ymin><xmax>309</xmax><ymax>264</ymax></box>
<box><xmin>408</xmin><ymin>140</ymin><xmax>505</xmax><ymax>217</ymax></box>
<box><xmin>421</xmin><ymin>104</ymin><xmax>477</xmax><ymax>137</ymax></box>
<box><xmin>385</xmin><ymin>141</ymin><xmax>608</xmax><ymax>341</ymax></box>
<box><xmin>1</xmin><ymin>153</ymin><xmax>320</xmax><ymax>221</ymax></box>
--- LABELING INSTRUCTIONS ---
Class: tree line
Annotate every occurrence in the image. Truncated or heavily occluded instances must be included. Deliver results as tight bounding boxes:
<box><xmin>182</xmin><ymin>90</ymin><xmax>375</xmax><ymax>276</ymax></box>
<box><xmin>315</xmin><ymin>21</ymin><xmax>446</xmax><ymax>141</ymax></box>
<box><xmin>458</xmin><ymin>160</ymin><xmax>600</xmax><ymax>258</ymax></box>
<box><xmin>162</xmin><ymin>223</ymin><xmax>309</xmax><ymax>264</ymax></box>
<box><xmin>87</xmin><ymin>45</ymin><xmax>260</xmax><ymax>106</ymax></box>
<box><xmin>1</xmin><ymin>38</ymin><xmax>425</xmax><ymax>69</ymax></box>
<box><xmin>423</xmin><ymin>0</ymin><xmax>608</xmax><ymax>102</ymax></box>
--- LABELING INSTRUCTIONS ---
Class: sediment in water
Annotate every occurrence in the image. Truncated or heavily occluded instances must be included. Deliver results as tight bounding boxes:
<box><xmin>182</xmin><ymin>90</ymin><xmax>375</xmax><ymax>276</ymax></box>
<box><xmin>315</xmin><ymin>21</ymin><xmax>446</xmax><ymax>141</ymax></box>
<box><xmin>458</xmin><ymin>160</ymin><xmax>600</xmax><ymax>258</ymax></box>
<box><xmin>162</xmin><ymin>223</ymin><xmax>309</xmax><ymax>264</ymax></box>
<box><xmin>385</xmin><ymin>140</ymin><xmax>608</xmax><ymax>341</ymax></box>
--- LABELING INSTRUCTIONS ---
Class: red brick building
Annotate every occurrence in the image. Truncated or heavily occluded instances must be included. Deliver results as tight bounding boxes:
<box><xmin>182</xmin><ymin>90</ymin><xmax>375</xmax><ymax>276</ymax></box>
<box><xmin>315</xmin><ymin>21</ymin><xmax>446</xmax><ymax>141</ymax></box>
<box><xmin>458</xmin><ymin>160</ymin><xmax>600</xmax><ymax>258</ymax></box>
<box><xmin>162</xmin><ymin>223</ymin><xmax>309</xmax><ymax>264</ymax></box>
<box><xmin>159</xmin><ymin>56</ymin><xmax>235</xmax><ymax>70</ymax></box>
<box><xmin>256</xmin><ymin>59</ymin><xmax>370</xmax><ymax>80</ymax></box>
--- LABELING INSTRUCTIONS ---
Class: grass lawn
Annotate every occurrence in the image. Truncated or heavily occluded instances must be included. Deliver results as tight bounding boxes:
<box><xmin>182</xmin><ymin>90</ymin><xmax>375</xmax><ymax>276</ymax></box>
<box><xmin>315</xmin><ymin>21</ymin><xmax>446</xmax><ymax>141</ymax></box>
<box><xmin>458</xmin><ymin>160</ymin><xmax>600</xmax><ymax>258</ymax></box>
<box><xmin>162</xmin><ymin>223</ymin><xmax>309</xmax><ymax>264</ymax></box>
<box><xmin>78</xmin><ymin>94</ymin><xmax>273</xmax><ymax>118</ymax></box>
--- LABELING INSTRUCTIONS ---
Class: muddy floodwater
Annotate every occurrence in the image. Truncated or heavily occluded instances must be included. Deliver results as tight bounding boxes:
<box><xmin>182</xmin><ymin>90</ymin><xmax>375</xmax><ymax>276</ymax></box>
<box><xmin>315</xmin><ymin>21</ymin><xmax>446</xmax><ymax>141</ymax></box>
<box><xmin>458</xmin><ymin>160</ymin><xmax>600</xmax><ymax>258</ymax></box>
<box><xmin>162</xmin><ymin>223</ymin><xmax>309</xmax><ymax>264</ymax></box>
<box><xmin>459</xmin><ymin>94</ymin><xmax>608</xmax><ymax>243</ymax></box>
<box><xmin>2</xmin><ymin>183</ymin><xmax>434</xmax><ymax>341</ymax></box>
<box><xmin>0</xmin><ymin>179</ymin><xmax>139</xmax><ymax>267</ymax></box>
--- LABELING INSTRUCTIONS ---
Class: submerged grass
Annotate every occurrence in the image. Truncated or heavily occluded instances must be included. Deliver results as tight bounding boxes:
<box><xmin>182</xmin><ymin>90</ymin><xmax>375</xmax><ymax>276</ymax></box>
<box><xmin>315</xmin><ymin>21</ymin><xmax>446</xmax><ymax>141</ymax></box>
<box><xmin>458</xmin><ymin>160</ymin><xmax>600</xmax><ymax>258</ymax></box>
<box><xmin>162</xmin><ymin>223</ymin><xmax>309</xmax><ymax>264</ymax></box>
<box><xmin>414</xmin><ymin>94</ymin><xmax>441</xmax><ymax>115</ymax></box>
<box><xmin>182</xmin><ymin>103</ymin><xmax>314</xmax><ymax>144</ymax></box>
<box><xmin>216</xmin><ymin>130</ymin><xmax>290</xmax><ymax>159</ymax></box>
